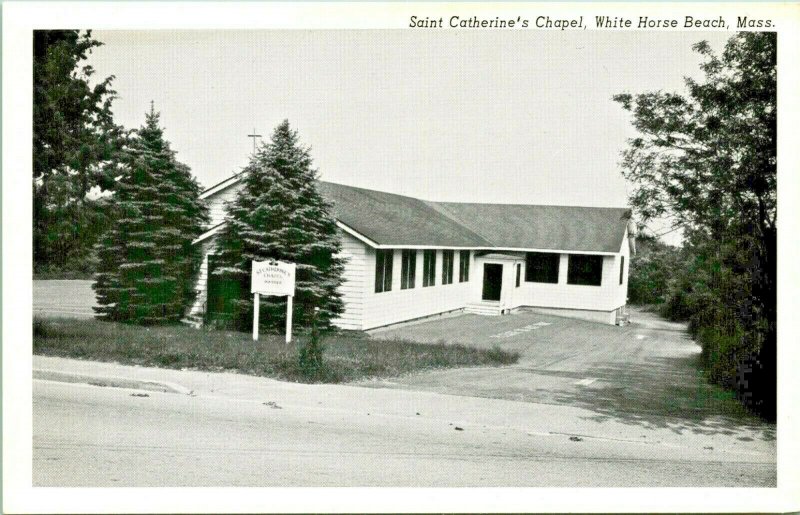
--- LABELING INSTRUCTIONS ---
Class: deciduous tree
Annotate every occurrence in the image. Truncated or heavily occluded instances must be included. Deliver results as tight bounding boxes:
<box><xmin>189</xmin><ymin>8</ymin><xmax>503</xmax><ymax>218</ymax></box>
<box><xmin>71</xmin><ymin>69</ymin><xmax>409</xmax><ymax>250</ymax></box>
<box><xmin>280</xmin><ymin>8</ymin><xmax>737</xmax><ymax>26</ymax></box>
<box><xmin>34</xmin><ymin>30</ymin><xmax>127</xmax><ymax>273</ymax></box>
<box><xmin>615</xmin><ymin>32</ymin><xmax>776</xmax><ymax>419</ymax></box>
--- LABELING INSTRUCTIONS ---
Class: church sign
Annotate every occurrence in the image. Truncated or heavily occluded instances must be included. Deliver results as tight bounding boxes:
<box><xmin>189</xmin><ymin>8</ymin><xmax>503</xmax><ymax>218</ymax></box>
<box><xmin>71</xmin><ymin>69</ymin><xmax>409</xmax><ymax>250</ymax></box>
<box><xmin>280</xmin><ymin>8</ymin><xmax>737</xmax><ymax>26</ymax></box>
<box><xmin>251</xmin><ymin>260</ymin><xmax>296</xmax><ymax>296</ymax></box>
<box><xmin>251</xmin><ymin>260</ymin><xmax>296</xmax><ymax>343</ymax></box>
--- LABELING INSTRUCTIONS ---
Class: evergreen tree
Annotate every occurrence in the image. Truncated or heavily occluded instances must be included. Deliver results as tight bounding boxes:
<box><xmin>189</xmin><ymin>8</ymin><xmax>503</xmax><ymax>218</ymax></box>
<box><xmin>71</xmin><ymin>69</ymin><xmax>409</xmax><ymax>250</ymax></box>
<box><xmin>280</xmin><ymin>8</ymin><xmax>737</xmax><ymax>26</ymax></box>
<box><xmin>93</xmin><ymin>105</ymin><xmax>208</xmax><ymax>324</ymax></box>
<box><xmin>34</xmin><ymin>30</ymin><xmax>127</xmax><ymax>274</ymax></box>
<box><xmin>210</xmin><ymin>120</ymin><xmax>345</xmax><ymax>332</ymax></box>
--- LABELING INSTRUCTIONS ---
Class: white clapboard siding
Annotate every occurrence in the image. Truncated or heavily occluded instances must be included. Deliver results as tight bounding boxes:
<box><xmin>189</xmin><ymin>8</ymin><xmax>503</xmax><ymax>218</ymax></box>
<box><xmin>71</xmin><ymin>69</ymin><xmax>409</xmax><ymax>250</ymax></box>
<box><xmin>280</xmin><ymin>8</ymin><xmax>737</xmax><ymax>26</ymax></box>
<box><xmin>205</xmin><ymin>181</ymin><xmax>242</xmax><ymax>228</ymax></box>
<box><xmin>360</xmin><ymin>249</ymin><xmax>474</xmax><ymax>330</ymax></box>
<box><xmin>330</xmin><ymin>231</ymin><xmax>366</xmax><ymax>330</ymax></box>
<box><xmin>187</xmin><ymin>239</ymin><xmax>217</xmax><ymax>319</ymax></box>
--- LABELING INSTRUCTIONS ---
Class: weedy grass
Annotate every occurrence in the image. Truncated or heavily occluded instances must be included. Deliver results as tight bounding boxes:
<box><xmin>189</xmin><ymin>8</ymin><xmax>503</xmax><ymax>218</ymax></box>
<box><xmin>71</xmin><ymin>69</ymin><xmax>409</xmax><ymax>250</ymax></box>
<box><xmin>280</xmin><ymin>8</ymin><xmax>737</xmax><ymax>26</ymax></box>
<box><xmin>33</xmin><ymin>317</ymin><xmax>520</xmax><ymax>383</ymax></box>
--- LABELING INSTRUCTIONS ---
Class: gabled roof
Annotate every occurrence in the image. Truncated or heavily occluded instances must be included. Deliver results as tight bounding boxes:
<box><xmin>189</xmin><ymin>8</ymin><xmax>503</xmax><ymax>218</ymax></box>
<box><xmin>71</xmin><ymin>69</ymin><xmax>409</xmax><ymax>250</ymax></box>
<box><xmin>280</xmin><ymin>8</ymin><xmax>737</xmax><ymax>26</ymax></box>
<box><xmin>199</xmin><ymin>176</ymin><xmax>630</xmax><ymax>253</ymax></box>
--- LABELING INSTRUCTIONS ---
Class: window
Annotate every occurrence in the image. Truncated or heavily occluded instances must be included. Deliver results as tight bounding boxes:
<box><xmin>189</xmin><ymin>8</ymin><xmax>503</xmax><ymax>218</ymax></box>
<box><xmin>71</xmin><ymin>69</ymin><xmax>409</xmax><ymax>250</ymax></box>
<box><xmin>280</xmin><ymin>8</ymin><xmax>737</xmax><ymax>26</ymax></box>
<box><xmin>374</xmin><ymin>249</ymin><xmax>393</xmax><ymax>293</ymax></box>
<box><xmin>442</xmin><ymin>250</ymin><xmax>454</xmax><ymax>285</ymax></box>
<box><xmin>619</xmin><ymin>256</ymin><xmax>625</xmax><ymax>285</ymax></box>
<box><xmin>459</xmin><ymin>250</ymin><xmax>470</xmax><ymax>282</ymax></box>
<box><xmin>567</xmin><ymin>254</ymin><xmax>603</xmax><ymax>286</ymax></box>
<box><xmin>423</xmin><ymin>250</ymin><xmax>436</xmax><ymax>287</ymax></box>
<box><xmin>516</xmin><ymin>263</ymin><xmax>521</xmax><ymax>287</ymax></box>
<box><xmin>525</xmin><ymin>252</ymin><xmax>560</xmax><ymax>283</ymax></box>
<box><xmin>401</xmin><ymin>250</ymin><xmax>416</xmax><ymax>290</ymax></box>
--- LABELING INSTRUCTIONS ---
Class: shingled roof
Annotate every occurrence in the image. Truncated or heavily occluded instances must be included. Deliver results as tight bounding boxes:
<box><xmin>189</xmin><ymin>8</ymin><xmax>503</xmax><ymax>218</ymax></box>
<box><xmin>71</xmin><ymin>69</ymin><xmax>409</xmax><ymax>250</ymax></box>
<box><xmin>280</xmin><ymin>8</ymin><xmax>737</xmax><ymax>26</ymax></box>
<box><xmin>317</xmin><ymin>182</ymin><xmax>493</xmax><ymax>248</ymax></box>
<box><xmin>201</xmin><ymin>178</ymin><xmax>630</xmax><ymax>253</ymax></box>
<box><xmin>430</xmin><ymin>201</ymin><xmax>631</xmax><ymax>253</ymax></box>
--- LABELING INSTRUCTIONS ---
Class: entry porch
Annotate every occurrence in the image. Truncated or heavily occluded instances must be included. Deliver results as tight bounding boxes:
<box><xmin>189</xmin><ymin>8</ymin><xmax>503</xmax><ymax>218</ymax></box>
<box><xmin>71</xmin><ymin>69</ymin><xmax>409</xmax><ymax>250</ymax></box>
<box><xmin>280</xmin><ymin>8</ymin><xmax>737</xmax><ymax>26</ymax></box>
<box><xmin>464</xmin><ymin>252</ymin><xmax>525</xmax><ymax>316</ymax></box>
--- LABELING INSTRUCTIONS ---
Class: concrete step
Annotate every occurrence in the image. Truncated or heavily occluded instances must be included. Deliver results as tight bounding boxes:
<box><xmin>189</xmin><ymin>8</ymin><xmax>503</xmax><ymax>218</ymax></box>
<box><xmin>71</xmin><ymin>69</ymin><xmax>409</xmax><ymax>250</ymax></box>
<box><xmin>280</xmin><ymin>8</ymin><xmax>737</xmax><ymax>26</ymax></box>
<box><xmin>181</xmin><ymin>315</ymin><xmax>204</xmax><ymax>328</ymax></box>
<box><xmin>464</xmin><ymin>302</ymin><xmax>502</xmax><ymax>316</ymax></box>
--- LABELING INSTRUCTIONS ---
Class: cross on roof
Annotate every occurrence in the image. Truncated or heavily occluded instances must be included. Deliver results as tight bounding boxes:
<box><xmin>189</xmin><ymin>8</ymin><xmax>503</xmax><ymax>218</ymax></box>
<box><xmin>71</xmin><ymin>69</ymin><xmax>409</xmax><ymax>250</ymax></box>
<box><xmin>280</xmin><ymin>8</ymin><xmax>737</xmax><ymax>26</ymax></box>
<box><xmin>247</xmin><ymin>128</ymin><xmax>262</xmax><ymax>153</ymax></box>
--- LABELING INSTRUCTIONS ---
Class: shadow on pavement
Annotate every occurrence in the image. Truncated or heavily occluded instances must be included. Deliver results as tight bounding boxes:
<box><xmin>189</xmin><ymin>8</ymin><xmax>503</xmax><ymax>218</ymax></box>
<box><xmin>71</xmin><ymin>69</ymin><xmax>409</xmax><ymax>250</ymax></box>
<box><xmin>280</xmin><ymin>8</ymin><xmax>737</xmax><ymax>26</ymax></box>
<box><xmin>549</xmin><ymin>353</ymin><xmax>775</xmax><ymax>441</ymax></box>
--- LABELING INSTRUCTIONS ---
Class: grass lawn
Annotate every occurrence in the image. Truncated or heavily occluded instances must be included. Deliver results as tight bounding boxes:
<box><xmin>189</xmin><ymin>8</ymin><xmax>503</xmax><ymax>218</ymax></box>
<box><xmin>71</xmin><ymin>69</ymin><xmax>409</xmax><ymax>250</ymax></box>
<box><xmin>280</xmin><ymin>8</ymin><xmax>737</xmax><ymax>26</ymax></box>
<box><xmin>33</xmin><ymin>317</ymin><xmax>519</xmax><ymax>383</ymax></box>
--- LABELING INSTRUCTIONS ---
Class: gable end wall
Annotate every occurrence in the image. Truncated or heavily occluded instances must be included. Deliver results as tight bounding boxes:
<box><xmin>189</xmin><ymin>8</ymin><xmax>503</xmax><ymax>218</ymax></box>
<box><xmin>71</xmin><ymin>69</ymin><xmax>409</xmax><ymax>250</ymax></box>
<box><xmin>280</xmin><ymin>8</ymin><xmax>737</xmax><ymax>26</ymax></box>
<box><xmin>331</xmin><ymin>231</ymin><xmax>366</xmax><ymax>330</ymax></box>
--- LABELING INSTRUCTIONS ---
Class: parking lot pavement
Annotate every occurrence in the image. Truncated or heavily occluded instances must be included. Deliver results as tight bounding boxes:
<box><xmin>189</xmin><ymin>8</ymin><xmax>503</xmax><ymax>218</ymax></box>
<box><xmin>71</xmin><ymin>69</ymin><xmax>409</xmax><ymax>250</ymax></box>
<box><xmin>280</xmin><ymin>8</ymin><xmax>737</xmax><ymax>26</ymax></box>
<box><xmin>33</xmin><ymin>280</ymin><xmax>96</xmax><ymax>318</ymax></box>
<box><xmin>368</xmin><ymin>308</ymin><xmax>776</xmax><ymax>444</ymax></box>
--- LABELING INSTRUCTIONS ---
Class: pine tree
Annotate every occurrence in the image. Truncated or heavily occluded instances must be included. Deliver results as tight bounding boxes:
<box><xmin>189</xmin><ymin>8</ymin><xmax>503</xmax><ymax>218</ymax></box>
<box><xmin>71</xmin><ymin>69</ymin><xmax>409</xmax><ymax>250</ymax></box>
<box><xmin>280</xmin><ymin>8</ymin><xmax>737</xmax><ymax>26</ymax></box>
<box><xmin>211</xmin><ymin>120</ymin><xmax>345</xmax><ymax>332</ymax></box>
<box><xmin>93</xmin><ymin>105</ymin><xmax>209</xmax><ymax>324</ymax></box>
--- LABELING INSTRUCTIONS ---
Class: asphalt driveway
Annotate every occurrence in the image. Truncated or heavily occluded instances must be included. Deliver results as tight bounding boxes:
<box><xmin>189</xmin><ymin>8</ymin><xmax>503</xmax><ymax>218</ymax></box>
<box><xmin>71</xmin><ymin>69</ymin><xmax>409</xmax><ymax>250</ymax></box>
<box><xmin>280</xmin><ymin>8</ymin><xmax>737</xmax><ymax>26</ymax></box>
<box><xmin>368</xmin><ymin>309</ymin><xmax>775</xmax><ymax>442</ymax></box>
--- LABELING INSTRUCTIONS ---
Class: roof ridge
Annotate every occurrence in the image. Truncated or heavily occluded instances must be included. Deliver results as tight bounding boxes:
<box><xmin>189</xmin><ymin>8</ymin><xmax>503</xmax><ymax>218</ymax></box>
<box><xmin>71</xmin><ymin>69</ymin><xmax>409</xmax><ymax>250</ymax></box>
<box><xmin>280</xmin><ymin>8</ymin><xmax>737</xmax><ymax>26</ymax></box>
<box><xmin>423</xmin><ymin>200</ymin><xmax>496</xmax><ymax>247</ymax></box>
<box><xmin>320</xmin><ymin>181</ymin><xmax>428</xmax><ymax>203</ymax></box>
<box><xmin>201</xmin><ymin>175</ymin><xmax>430</xmax><ymax>205</ymax></box>
<box><xmin>435</xmin><ymin>199</ymin><xmax>630</xmax><ymax>211</ymax></box>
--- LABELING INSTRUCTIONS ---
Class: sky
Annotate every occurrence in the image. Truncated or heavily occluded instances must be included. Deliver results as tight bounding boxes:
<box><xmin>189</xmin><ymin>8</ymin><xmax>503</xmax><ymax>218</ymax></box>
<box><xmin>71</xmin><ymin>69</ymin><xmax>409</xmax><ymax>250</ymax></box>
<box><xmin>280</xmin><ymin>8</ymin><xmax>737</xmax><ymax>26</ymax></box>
<box><xmin>88</xmin><ymin>30</ymin><xmax>730</xmax><ymax>226</ymax></box>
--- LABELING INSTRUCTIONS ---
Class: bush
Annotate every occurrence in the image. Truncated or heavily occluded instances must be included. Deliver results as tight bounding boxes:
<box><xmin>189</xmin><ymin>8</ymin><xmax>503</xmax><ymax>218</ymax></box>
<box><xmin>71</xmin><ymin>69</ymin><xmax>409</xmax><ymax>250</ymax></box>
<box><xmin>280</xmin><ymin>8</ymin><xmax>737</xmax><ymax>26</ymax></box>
<box><xmin>485</xmin><ymin>345</ymin><xmax>521</xmax><ymax>365</ymax></box>
<box><xmin>657</xmin><ymin>240</ymin><xmax>775</xmax><ymax>421</ymax></box>
<box><xmin>298</xmin><ymin>325</ymin><xmax>325</xmax><ymax>379</ymax></box>
<box><xmin>736</xmin><ymin>339</ymin><xmax>776</xmax><ymax>421</ymax></box>
<box><xmin>697</xmin><ymin>326</ymin><xmax>743</xmax><ymax>388</ymax></box>
<box><xmin>33</xmin><ymin>318</ymin><xmax>51</xmax><ymax>338</ymax></box>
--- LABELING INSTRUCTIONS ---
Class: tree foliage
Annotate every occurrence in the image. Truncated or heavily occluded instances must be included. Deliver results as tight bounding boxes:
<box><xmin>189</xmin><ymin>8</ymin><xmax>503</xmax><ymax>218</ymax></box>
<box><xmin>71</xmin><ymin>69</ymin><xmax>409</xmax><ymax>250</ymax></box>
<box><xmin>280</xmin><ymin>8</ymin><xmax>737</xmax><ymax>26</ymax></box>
<box><xmin>93</xmin><ymin>106</ymin><xmax>208</xmax><ymax>324</ymax></box>
<box><xmin>615</xmin><ymin>33</ymin><xmax>775</xmax><ymax>240</ymax></box>
<box><xmin>626</xmin><ymin>234</ymin><xmax>685</xmax><ymax>306</ymax></box>
<box><xmin>615</xmin><ymin>33</ymin><xmax>776</xmax><ymax>419</ymax></box>
<box><xmin>33</xmin><ymin>30</ymin><xmax>127</xmax><ymax>273</ymax></box>
<box><xmin>209</xmin><ymin>120</ymin><xmax>345</xmax><ymax>332</ymax></box>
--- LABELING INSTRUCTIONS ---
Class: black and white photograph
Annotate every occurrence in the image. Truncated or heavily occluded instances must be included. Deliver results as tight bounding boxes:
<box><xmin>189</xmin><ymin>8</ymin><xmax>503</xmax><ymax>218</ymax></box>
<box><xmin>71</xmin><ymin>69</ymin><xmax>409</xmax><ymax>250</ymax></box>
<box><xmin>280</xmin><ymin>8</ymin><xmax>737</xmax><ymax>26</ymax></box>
<box><xmin>3</xmin><ymin>1</ymin><xmax>799</xmax><ymax>513</ymax></box>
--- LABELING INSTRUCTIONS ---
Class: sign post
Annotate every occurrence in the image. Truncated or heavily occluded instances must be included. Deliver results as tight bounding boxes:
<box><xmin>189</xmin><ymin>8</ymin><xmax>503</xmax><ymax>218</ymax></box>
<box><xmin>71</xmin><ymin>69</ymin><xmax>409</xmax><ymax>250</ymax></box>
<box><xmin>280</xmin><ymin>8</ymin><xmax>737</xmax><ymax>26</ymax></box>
<box><xmin>251</xmin><ymin>259</ymin><xmax>296</xmax><ymax>344</ymax></box>
<box><xmin>285</xmin><ymin>295</ymin><xmax>293</xmax><ymax>344</ymax></box>
<box><xmin>253</xmin><ymin>292</ymin><xmax>260</xmax><ymax>341</ymax></box>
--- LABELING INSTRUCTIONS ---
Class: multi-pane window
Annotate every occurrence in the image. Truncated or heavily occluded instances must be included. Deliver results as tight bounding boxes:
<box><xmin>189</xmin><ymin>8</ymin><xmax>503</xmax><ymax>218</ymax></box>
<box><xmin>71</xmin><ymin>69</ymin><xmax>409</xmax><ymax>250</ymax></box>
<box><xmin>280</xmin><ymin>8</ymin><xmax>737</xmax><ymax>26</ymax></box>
<box><xmin>516</xmin><ymin>263</ymin><xmax>521</xmax><ymax>287</ymax></box>
<box><xmin>374</xmin><ymin>249</ymin><xmax>393</xmax><ymax>293</ymax></box>
<box><xmin>442</xmin><ymin>250</ymin><xmax>454</xmax><ymax>285</ymax></box>
<box><xmin>619</xmin><ymin>256</ymin><xmax>625</xmax><ymax>285</ymax></box>
<box><xmin>525</xmin><ymin>252</ymin><xmax>560</xmax><ymax>283</ymax></box>
<box><xmin>459</xmin><ymin>250</ymin><xmax>470</xmax><ymax>282</ymax></box>
<box><xmin>567</xmin><ymin>254</ymin><xmax>603</xmax><ymax>286</ymax></box>
<box><xmin>423</xmin><ymin>250</ymin><xmax>436</xmax><ymax>287</ymax></box>
<box><xmin>401</xmin><ymin>250</ymin><xmax>416</xmax><ymax>290</ymax></box>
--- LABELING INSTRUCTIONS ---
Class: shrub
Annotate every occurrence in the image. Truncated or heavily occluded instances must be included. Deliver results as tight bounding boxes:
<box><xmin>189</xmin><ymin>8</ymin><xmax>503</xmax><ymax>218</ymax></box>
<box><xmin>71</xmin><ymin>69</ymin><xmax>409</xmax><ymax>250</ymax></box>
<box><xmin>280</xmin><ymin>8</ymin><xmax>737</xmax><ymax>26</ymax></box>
<box><xmin>298</xmin><ymin>321</ymin><xmax>325</xmax><ymax>379</ymax></box>
<box><xmin>697</xmin><ymin>326</ymin><xmax>742</xmax><ymax>388</ymax></box>
<box><xmin>485</xmin><ymin>345</ymin><xmax>521</xmax><ymax>365</ymax></box>
<box><xmin>33</xmin><ymin>319</ymin><xmax>50</xmax><ymax>338</ymax></box>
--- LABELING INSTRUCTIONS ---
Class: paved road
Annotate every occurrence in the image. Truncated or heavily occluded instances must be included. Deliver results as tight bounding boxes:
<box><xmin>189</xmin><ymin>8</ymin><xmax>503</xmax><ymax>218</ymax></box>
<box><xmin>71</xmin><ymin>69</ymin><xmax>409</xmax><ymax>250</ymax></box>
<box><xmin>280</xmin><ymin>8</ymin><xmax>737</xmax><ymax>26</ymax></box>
<box><xmin>33</xmin><ymin>373</ymin><xmax>775</xmax><ymax>487</ymax></box>
<box><xmin>369</xmin><ymin>309</ymin><xmax>775</xmax><ymax>443</ymax></box>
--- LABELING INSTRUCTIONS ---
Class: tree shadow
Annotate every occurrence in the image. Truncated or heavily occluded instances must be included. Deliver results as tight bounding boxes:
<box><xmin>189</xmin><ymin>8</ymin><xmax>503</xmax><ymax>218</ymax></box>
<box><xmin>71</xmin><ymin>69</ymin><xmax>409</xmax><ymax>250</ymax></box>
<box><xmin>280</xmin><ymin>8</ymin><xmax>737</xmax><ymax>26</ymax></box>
<box><xmin>547</xmin><ymin>353</ymin><xmax>775</xmax><ymax>441</ymax></box>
